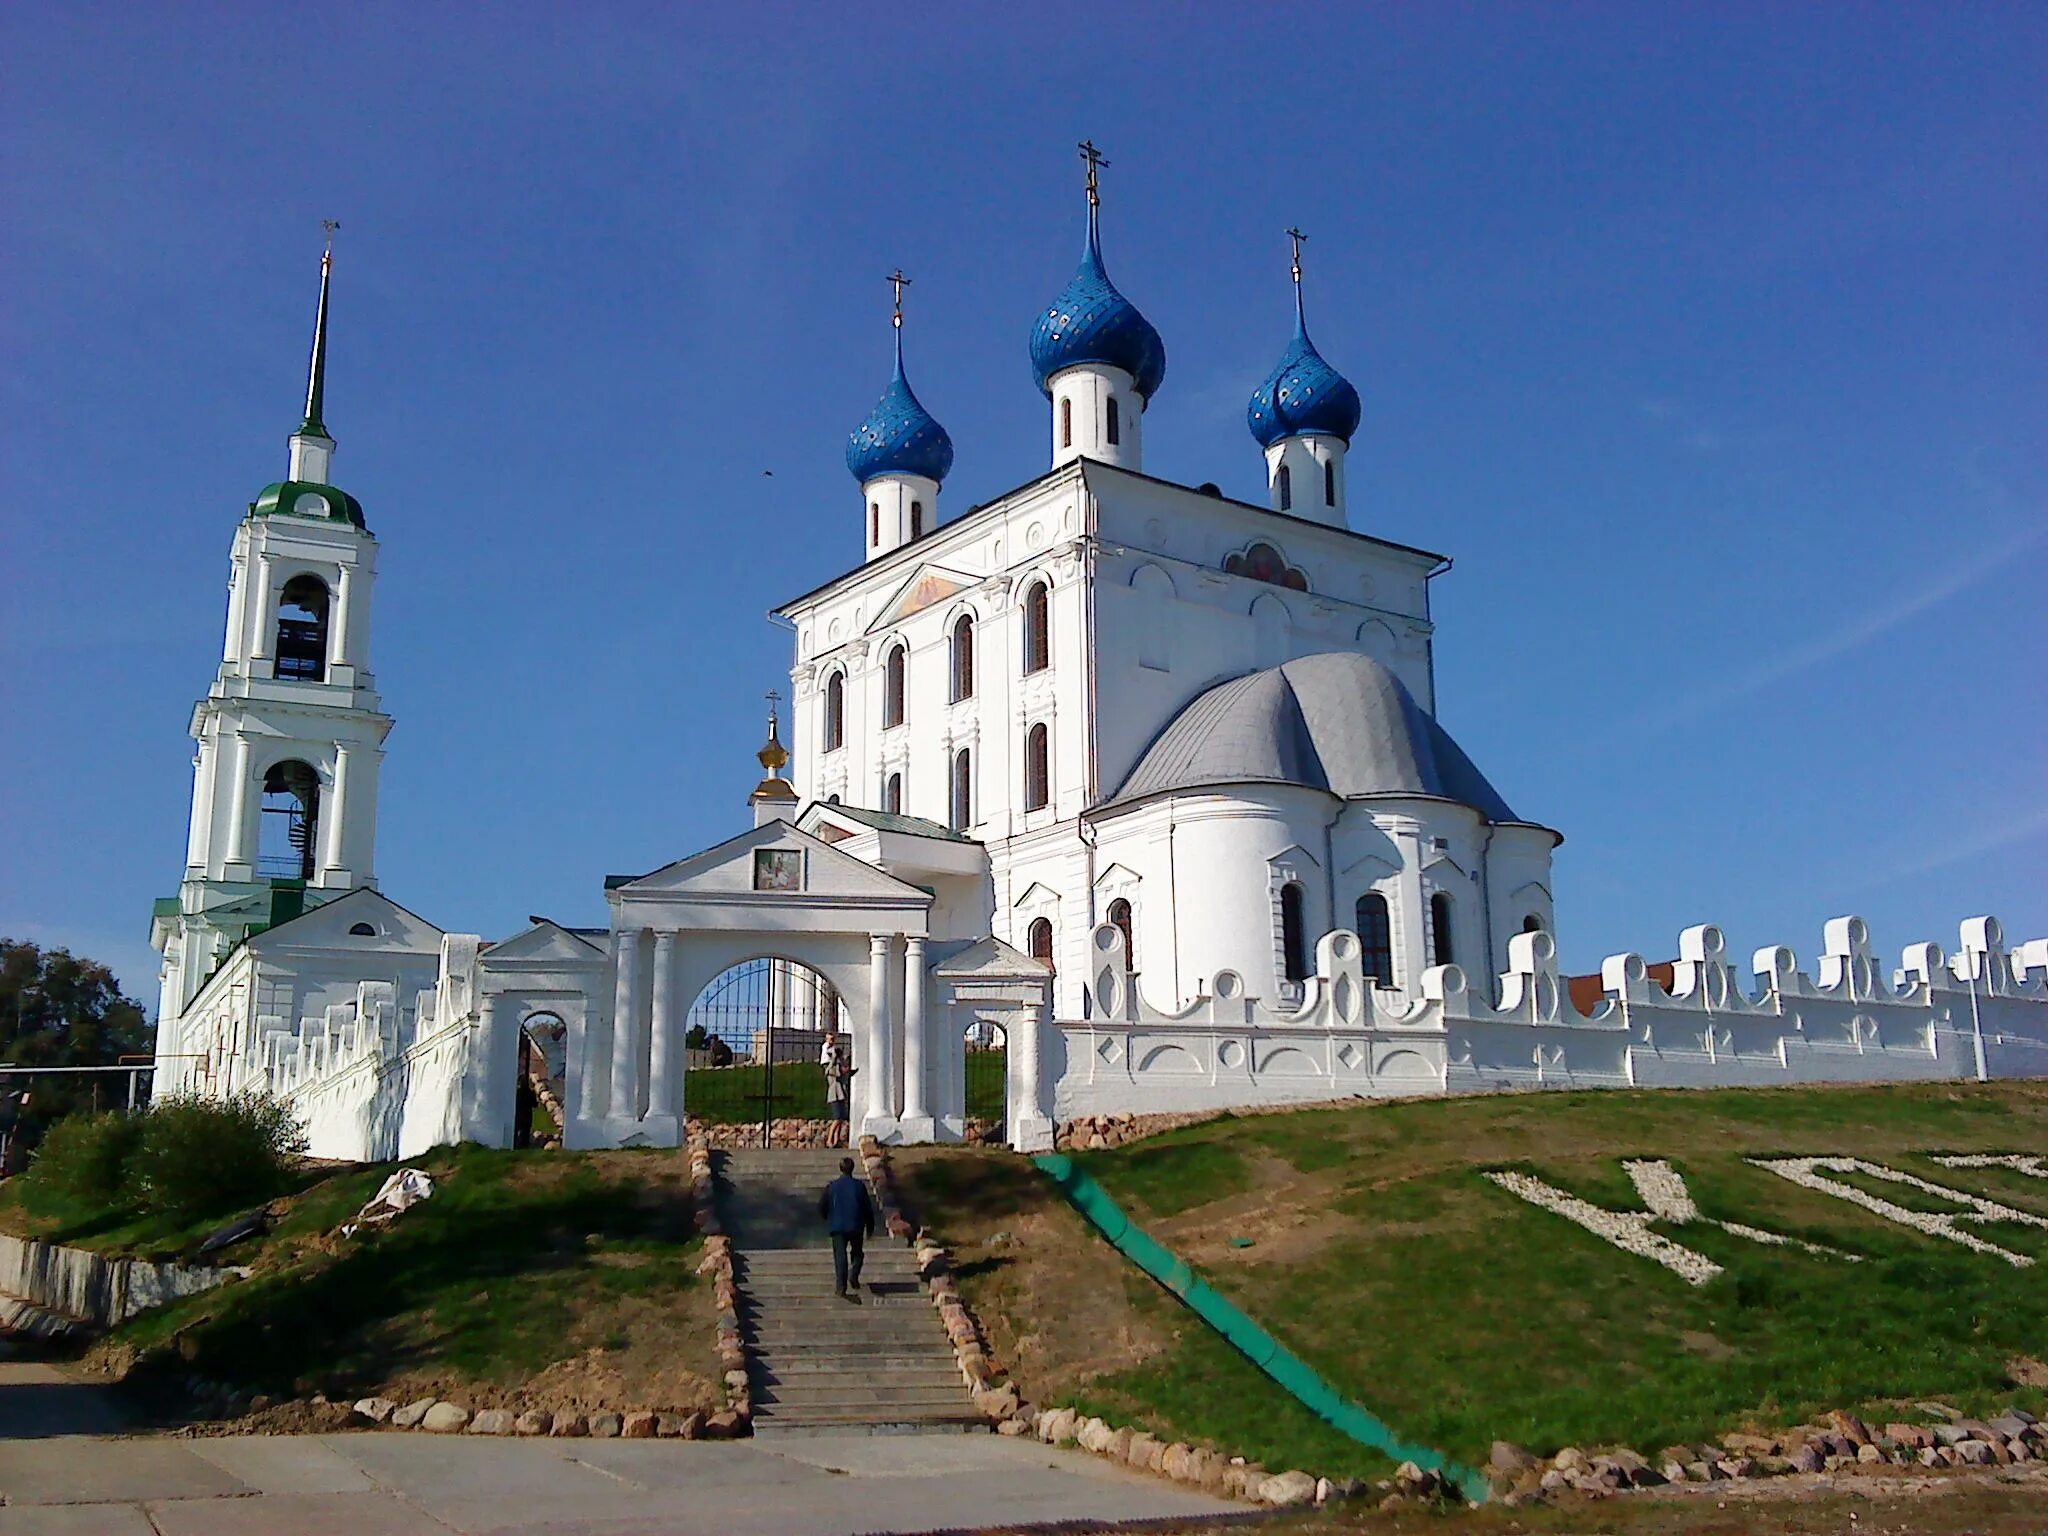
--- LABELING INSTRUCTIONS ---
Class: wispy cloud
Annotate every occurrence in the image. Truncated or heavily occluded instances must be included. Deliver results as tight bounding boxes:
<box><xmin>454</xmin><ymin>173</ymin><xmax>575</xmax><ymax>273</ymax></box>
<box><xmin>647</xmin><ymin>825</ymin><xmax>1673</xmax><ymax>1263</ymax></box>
<box><xmin>1597</xmin><ymin>519</ymin><xmax>2045</xmax><ymax>744</ymax></box>
<box><xmin>1843</xmin><ymin>804</ymin><xmax>2048</xmax><ymax>895</ymax></box>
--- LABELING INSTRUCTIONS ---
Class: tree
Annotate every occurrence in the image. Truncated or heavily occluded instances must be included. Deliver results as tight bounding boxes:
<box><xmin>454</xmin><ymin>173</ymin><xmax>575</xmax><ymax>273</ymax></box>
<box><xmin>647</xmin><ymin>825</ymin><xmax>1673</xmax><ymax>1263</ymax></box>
<box><xmin>0</xmin><ymin>940</ymin><xmax>152</xmax><ymax>1118</ymax></box>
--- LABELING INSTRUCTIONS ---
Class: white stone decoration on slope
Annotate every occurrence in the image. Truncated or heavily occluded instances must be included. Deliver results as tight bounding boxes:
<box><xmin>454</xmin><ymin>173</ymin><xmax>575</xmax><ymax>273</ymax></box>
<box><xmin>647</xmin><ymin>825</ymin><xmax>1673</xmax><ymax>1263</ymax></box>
<box><xmin>1750</xmin><ymin>1157</ymin><xmax>2048</xmax><ymax>1268</ymax></box>
<box><xmin>1482</xmin><ymin>1159</ymin><xmax>1841</xmax><ymax>1287</ymax></box>
<box><xmin>1933</xmin><ymin>1153</ymin><xmax>2048</xmax><ymax>1181</ymax></box>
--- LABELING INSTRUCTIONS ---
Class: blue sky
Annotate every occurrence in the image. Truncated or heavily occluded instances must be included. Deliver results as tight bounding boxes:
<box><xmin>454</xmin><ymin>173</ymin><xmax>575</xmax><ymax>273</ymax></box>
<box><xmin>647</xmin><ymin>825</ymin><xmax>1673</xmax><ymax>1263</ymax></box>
<box><xmin>3</xmin><ymin>3</ymin><xmax>2042</xmax><ymax>1002</ymax></box>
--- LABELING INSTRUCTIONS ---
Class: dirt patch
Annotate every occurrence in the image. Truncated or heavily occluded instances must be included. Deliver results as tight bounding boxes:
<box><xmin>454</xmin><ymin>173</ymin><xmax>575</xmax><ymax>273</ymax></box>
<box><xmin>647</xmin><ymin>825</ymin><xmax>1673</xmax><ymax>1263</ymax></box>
<box><xmin>894</xmin><ymin>1147</ymin><xmax>1170</xmax><ymax>1400</ymax></box>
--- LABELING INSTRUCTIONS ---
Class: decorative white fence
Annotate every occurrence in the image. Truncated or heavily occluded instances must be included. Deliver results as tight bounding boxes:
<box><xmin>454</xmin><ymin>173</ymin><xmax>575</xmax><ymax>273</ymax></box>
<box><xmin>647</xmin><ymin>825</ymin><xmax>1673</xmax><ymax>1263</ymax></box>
<box><xmin>1052</xmin><ymin>915</ymin><xmax>2048</xmax><ymax>1120</ymax></box>
<box><xmin>267</xmin><ymin>934</ymin><xmax>512</xmax><ymax>1161</ymax></box>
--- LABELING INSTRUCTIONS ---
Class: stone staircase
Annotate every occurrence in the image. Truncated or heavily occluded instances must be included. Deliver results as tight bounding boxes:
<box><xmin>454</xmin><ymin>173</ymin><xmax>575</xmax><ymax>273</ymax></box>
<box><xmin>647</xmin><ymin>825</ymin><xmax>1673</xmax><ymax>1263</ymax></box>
<box><xmin>718</xmin><ymin>1148</ymin><xmax>981</xmax><ymax>1435</ymax></box>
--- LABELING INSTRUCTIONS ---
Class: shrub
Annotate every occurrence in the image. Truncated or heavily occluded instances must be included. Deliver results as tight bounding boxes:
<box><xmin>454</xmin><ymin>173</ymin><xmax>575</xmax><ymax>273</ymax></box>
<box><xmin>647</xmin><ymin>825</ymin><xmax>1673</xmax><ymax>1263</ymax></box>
<box><xmin>129</xmin><ymin>1091</ymin><xmax>308</xmax><ymax>1222</ymax></box>
<box><xmin>21</xmin><ymin>1110</ymin><xmax>143</xmax><ymax>1213</ymax></box>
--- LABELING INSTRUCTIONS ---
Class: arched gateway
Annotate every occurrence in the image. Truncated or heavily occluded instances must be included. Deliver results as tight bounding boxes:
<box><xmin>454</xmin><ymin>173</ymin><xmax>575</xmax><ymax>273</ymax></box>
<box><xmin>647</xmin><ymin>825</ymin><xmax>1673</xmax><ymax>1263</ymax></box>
<box><xmin>565</xmin><ymin>818</ymin><xmax>1053</xmax><ymax>1151</ymax></box>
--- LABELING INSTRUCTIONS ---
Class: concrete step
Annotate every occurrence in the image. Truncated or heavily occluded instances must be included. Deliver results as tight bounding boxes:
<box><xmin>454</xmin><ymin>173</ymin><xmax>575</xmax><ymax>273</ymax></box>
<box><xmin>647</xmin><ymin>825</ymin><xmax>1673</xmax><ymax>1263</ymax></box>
<box><xmin>753</xmin><ymin>1368</ymin><xmax>958</xmax><ymax>1392</ymax></box>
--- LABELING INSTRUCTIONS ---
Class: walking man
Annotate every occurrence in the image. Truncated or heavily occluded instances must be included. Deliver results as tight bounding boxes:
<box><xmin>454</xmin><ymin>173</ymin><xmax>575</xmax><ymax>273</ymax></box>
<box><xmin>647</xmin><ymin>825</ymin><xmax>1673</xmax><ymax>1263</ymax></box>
<box><xmin>818</xmin><ymin>1155</ymin><xmax>875</xmax><ymax>1303</ymax></box>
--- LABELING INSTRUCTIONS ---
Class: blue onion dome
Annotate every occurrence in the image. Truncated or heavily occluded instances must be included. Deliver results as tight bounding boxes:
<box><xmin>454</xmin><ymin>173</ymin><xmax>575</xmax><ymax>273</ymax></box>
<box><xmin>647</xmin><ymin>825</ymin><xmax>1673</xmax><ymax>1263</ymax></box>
<box><xmin>1247</xmin><ymin>311</ymin><xmax>1362</xmax><ymax>449</ymax></box>
<box><xmin>846</xmin><ymin>343</ymin><xmax>955</xmax><ymax>485</ymax></box>
<box><xmin>1029</xmin><ymin>207</ymin><xmax>1166</xmax><ymax>400</ymax></box>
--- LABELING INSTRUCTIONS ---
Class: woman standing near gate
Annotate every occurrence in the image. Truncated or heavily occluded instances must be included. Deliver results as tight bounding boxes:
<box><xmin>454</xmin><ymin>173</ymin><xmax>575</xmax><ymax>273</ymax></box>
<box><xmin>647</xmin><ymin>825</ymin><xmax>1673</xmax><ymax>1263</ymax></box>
<box><xmin>823</xmin><ymin>1035</ymin><xmax>856</xmax><ymax>1146</ymax></box>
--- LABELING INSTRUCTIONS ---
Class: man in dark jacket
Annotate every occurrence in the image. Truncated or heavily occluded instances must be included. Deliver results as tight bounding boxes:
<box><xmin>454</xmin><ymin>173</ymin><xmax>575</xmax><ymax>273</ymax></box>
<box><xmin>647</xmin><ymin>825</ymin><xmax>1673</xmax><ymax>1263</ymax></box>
<box><xmin>818</xmin><ymin>1156</ymin><xmax>876</xmax><ymax>1302</ymax></box>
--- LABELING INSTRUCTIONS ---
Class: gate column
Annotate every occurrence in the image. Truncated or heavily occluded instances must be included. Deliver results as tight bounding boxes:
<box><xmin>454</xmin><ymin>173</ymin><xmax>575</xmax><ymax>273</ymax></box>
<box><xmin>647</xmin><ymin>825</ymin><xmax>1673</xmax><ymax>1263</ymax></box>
<box><xmin>645</xmin><ymin>930</ymin><xmax>679</xmax><ymax>1130</ymax></box>
<box><xmin>899</xmin><ymin>936</ymin><xmax>934</xmax><ymax>1142</ymax></box>
<box><xmin>863</xmin><ymin>933</ymin><xmax>898</xmax><ymax>1138</ymax></box>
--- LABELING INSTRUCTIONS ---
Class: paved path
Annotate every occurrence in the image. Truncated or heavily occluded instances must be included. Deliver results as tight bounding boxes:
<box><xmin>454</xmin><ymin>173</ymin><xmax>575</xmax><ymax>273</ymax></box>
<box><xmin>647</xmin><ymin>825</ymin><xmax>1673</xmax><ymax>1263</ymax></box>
<box><xmin>0</xmin><ymin>1429</ymin><xmax>1242</xmax><ymax>1534</ymax></box>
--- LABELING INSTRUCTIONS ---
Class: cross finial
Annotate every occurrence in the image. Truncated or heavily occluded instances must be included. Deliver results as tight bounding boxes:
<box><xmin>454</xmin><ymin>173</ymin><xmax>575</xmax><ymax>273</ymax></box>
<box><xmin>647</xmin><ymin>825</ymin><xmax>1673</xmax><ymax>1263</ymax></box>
<box><xmin>1078</xmin><ymin>138</ymin><xmax>1110</xmax><ymax>207</ymax></box>
<box><xmin>1285</xmin><ymin>226</ymin><xmax>1309</xmax><ymax>329</ymax></box>
<box><xmin>321</xmin><ymin>218</ymin><xmax>339</xmax><ymax>269</ymax></box>
<box><xmin>886</xmin><ymin>268</ymin><xmax>911</xmax><ymax>329</ymax></box>
<box><xmin>758</xmin><ymin>690</ymin><xmax>789</xmax><ymax>775</ymax></box>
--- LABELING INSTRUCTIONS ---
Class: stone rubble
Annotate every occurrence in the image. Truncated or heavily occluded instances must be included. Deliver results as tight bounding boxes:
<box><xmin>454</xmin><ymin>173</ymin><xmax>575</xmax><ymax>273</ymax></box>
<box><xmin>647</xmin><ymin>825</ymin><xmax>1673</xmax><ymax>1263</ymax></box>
<box><xmin>1487</xmin><ymin>1402</ymin><xmax>2046</xmax><ymax>1506</ymax></box>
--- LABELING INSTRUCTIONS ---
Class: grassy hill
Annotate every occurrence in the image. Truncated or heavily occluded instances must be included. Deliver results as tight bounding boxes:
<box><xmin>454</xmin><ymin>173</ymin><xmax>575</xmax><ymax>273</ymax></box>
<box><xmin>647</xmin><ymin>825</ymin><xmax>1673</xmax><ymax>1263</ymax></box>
<box><xmin>8</xmin><ymin>1147</ymin><xmax>724</xmax><ymax>1422</ymax></box>
<box><xmin>900</xmin><ymin>1081</ymin><xmax>2048</xmax><ymax>1479</ymax></box>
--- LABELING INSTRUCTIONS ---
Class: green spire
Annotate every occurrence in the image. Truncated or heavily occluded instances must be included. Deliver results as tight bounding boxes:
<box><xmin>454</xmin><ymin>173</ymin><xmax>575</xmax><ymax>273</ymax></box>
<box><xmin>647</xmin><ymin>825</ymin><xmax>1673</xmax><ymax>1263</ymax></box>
<box><xmin>297</xmin><ymin>221</ymin><xmax>337</xmax><ymax>439</ymax></box>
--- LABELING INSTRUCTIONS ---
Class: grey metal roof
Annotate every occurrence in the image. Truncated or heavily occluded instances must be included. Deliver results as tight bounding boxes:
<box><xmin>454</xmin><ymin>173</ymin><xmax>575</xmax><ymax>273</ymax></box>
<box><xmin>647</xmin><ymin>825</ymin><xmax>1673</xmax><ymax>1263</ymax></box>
<box><xmin>818</xmin><ymin>804</ymin><xmax>977</xmax><ymax>843</ymax></box>
<box><xmin>1109</xmin><ymin>651</ymin><xmax>1523</xmax><ymax>822</ymax></box>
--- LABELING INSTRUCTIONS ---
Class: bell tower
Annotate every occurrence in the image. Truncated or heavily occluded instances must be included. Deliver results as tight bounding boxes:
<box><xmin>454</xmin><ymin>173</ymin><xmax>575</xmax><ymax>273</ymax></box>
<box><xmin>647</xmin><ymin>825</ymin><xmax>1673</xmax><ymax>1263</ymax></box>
<box><xmin>151</xmin><ymin>228</ymin><xmax>395</xmax><ymax>1022</ymax></box>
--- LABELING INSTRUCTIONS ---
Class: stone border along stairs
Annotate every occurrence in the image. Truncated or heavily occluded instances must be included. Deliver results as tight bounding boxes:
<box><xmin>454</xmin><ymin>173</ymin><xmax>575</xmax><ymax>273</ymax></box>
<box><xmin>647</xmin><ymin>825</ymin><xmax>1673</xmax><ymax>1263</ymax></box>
<box><xmin>718</xmin><ymin>1139</ymin><xmax>982</xmax><ymax>1434</ymax></box>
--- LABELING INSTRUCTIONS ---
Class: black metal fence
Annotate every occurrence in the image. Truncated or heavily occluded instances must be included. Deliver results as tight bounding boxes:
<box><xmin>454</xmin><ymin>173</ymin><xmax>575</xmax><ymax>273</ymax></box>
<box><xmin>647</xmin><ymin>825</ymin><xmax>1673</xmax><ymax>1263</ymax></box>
<box><xmin>684</xmin><ymin>960</ymin><xmax>838</xmax><ymax>1132</ymax></box>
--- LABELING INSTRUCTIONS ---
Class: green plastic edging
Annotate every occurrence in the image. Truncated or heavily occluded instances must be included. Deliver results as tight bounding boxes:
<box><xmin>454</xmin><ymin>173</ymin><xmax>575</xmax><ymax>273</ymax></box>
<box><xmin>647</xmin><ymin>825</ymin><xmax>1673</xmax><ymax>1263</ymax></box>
<box><xmin>1034</xmin><ymin>1152</ymin><xmax>1489</xmax><ymax>1505</ymax></box>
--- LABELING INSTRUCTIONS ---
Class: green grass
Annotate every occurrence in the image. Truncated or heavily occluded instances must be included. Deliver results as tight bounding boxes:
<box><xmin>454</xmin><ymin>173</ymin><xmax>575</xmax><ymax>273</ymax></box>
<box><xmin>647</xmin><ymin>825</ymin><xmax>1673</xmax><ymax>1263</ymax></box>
<box><xmin>103</xmin><ymin>1145</ymin><xmax>715</xmax><ymax>1402</ymax></box>
<box><xmin>1073</xmin><ymin>1082</ymin><xmax>2048</xmax><ymax>1464</ymax></box>
<box><xmin>687</xmin><ymin>1061</ymin><xmax>828</xmax><ymax>1122</ymax></box>
<box><xmin>0</xmin><ymin>1158</ymin><xmax>342</xmax><ymax>1262</ymax></box>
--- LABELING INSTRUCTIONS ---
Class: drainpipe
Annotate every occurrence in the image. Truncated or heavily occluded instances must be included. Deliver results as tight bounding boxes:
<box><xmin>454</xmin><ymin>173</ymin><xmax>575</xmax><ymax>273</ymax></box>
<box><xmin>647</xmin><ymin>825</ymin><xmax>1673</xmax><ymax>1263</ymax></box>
<box><xmin>1476</xmin><ymin>822</ymin><xmax>1497</xmax><ymax>1007</ymax></box>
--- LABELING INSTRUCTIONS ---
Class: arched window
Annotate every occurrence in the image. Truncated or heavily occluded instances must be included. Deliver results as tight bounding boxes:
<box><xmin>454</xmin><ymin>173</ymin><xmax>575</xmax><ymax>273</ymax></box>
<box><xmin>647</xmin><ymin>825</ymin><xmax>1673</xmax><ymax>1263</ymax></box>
<box><xmin>258</xmin><ymin>759</ymin><xmax>320</xmax><ymax>881</ymax></box>
<box><xmin>883</xmin><ymin>644</ymin><xmax>906</xmax><ymax>729</ymax></box>
<box><xmin>950</xmin><ymin>747</ymin><xmax>972</xmax><ymax>830</ymax></box>
<box><xmin>1355</xmin><ymin>893</ymin><xmax>1394</xmax><ymax>987</ymax></box>
<box><xmin>1276</xmin><ymin>463</ymin><xmax>1292</xmax><ymax>512</ymax></box>
<box><xmin>870</xmin><ymin>503</ymin><xmax>879</xmax><ymax>545</ymax></box>
<box><xmin>884</xmin><ymin>772</ymin><xmax>903</xmax><ymax>814</ymax></box>
<box><xmin>1429</xmin><ymin>892</ymin><xmax>1455</xmax><ymax>968</ymax></box>
<box><xmin>1107</xmin><ymin>897</ymin><xmax>1135</xmax><ymax>968</ymax></box>
<box><xmin>1028</xmin><ymin>917</ymin><xmax>1055</xmax><ymax>973</ymax></box>
<box><xmin>1105</xmin><ymin>398</ymin><xmax>1120</xmax><ymax>446</ymax></box>
<box><xmin>1280</xmin><ymin>881</ymin><xmax>1309</xmax><ymax>983</ymax></box>
<box><xmin>274</xmin><ymin>574</ymin><xmax>329</xmax><ymax>681</ymax></box>
<box><xmin>1324</xmin><ymin>457</ymin><xmax>1337</xmax><ymax>506</ymax></box>
<box><xmin>1023</xmin><ymin>582</ymin><xmax>1050</xmax><ymax>673</ymax></box>
<box><xmin>348</xmin><ymin>921</ymin><xmax>377</xmax><ymax>937</ymax></box>
<box><xmin>1522</xmin><ymin>913</ymin><xmax>1545</xmax><ymax>935</ymax></box>
<box><xmin>910</xmin><ymin>499</ymin><xmax>924</xmax><ymax>539</ymax></box>
<box><xmin>950</xmin><ymin>613</ymin><xmax>974</xmax><ymax>701</ymax></box>
<box><xmin>823</xmin><ymin>673</ymin><xmax>845</xmax><ymax>752</ymax></box>
<box><xmin>1060</xmin><ymin>396</ymin><xmax>1073</xmax><ymax>448</ymax></box>
<box><xmin>1024</xmin><ymin>722</ymin><xmax>1049</xmax><ymax>811</ymax></box>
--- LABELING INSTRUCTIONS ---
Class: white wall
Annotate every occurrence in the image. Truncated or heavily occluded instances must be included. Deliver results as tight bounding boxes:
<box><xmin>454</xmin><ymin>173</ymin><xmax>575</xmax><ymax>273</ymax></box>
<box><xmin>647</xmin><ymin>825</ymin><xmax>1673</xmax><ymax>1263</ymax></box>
<box><xmin>1049</xmin><ymin>917</ymin><xmax>2048</xmax><ymax>1124</ymax></box>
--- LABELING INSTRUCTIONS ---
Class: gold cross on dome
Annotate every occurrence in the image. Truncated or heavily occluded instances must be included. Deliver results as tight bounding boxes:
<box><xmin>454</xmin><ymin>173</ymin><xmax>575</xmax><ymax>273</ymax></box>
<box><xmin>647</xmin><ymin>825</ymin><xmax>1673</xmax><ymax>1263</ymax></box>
<box><xmin>886</xmin><ymin>269</ymin><xmax>911</xmax><ymax>328</ymax></box>
<box><xmin>1078</xmin><ymin>138</ymin><xmax>1110</xmax><ymax>206</ymax></box>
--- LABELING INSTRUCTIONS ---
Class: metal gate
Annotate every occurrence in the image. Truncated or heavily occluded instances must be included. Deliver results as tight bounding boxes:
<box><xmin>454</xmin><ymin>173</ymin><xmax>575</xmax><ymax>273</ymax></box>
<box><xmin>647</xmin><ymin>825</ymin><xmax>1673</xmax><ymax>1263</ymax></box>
<box><xmin>684</xmin><ymin>959</ymin><xmax>839</xmax><ymax>1138</ymax></box>
<box><xmin>964</xmin><ymin>1019</ymin><xmax>1008</xmax><ymax>1135</ymax></box>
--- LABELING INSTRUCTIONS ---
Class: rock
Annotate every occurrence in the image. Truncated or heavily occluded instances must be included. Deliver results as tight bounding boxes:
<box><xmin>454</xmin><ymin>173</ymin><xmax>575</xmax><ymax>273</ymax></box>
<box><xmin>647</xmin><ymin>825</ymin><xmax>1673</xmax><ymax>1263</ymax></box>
<box><xmin>665</xmin><ymin>1412</ymin><xmax>703</xmax><ymax>1439</ymax></box>
<box><xmin>722</xmin><ymin>1369</ymin><xmax>748</xmax><ymax>1391</ymax></box>
<box><xmin>1552</xmin><ymin>1446</ymin><xmax>1589</xmax><ymax>1473</ymax></box>
<box><xmin>1886</xmin><ymin>1422</ymin><xmax>1932</xmax><ymax>1449</ymax></box>
<box><xmin>1489</xmin><ymin>1441</ymin><xmax>1538</xmax><ymax>1478</ymax></box>
<box><xmin>588</xmin><ymin>1412</ymin><xmax>623</xmax><ymax>1439</ymax></box>
<box><xmin>1716</xmin><ymin>1456</ymin><xmax>1758</xmax><ymax>1479</ymax></box>
<box><xmin>514</xmin><ymin>1410</ymin><xmax>549</xmax><ymax>1436</ymax></box>
<box><xmin>1040</xmin><ymin>1407</ymin><xmax>1078</xmax><ymax>1445</ymax></box>
<box><xmin>1724</xmin><ymin>1432</ymin><xmax>1778</xmax><ymax>1457</ymax></box>
<box><xmin>1076</xmin><ymin>1417</ymin><xmax>1114</xmax><ymax>1453</ymax></box>
<box><xmin>1788</xmin><ymin>1444</ymin><xmax>1825</xmax><ymax>1473</ymax></box>
<box><xmin>1660</xmin><ymin>1459</ymin><xmax>1689</xmax><ymax>1483</ymax></box>
<box><xmin>1260</xmin><ymin>1470</ymin><xmax>1319</xmax><ymax>1507</ymax></box>
<box><xmin>706</xmin><ymin>1410</ymin><xmax>743</xmax><ymax>1437</ymax></box>
<box><xmin>467</xmin><ymin>1409</ymin><xmax>515</xmax><ymax>1436</ymax></box>
<box><xmin>353</xmin><ymin>1397</ymin><xmax>397</xmax><ymax>1424</ymax></box>
<box><xmin>1856</xmin><ymin>1442</ymin><xmax>1884</xmax><ymax>1464</ymax></box>
<box><xmin>1918</xmin><ymin>1445</ymin><xmax>1941</xmax><ymax>1467</ymax></box>
<box><xmin>1956</xmin><ymin>1439</ymin><xmax>1996</xmax><ymax>1466</ymax></box>
<box><xmin>1915</xmin><ymin>1401</ymin><xmax>1962</xmax><ymax>1422</ymax></box>
<box><xmin>1829</xmin><ymin>1411</ymin><xmax>1873</xmax><ymax>1447</ymax></box>
<box><xmin>421</xmin><ymin>1403</ymin><xmax>471</xmax><ymax>1433</ymax></box>
<box><xmin>248</xmin><ymin>1394</ymin><xmax>274</xmax><ymax>1413</ymax></box>
<box><xmin>549</xmin><ymin>1411</ymin><xmax>587</xmax><ymax>1437</ymax></box>
<box><xmin>1538</xmin><ymin>1469</ymin><xmax>1568</xmax><ymax>1493</ymax></box>
<box><xmin>622</xmin><ymin>1411</ymin><xmax>658</xmax><ymax>1438</ymax></box>
<box><xmin>1314</xmin><ymin>1476</ymin><xmax>1334</xmax><ymax>1506</ymax></box>
<box><xmin>1932</xmin><ymin>1424</ymin><xmax>1973</xmax><ymax>1446</ymax></box>
<box><xmin>1988</xmin><ymin>1414</ymin><xmax>2032</xmax><ymax>1440</ymax></box>
<box><xmin>996</xmin><ymin>1417</ymin><xmax>1029</xmax><ymax>1436</ymax></box>
<box><xmin>1159</xmin><ymin>1443</ymin><xmax>1193</xmax><ymax>1481</ymax></box>
<box><xmin>1685</xmin><ymin>1461</ymin><xmax>1713</xmax><ymax>1482</ymax></box>
<box><xmin>390</xmin><ymin>1398</ymin><xmax>437</xmax><ymax>1429</ymax></box>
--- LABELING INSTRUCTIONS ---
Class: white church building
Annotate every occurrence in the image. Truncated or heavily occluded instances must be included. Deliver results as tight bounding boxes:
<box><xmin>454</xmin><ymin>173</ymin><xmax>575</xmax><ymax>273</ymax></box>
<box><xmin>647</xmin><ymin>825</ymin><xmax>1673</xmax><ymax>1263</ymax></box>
<box><xmin>150</xmin><ymin>157</ymin><xmax>2048</xmax><ymax>1162</ymax></box>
